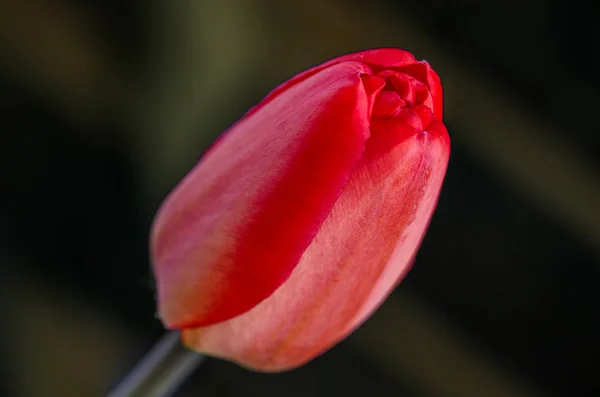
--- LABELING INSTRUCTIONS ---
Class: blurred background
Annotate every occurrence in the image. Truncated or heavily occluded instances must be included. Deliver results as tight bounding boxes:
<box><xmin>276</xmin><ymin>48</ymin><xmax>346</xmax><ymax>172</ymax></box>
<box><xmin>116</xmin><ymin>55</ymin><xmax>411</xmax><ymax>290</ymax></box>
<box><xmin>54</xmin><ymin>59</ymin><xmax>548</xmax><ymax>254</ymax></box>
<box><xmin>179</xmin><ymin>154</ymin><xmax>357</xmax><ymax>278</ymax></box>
<box><xmin>1</xmin><ymin>0</ymin><xmax>599</xmax><ymax>396</ymax></box>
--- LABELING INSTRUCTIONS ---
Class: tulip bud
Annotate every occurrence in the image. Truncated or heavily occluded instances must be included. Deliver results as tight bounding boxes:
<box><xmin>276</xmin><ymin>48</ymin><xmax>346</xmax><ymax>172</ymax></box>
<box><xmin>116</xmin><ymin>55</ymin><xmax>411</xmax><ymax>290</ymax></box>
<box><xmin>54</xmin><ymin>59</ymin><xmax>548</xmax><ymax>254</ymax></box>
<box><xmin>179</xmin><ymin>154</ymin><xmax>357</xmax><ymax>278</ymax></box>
<box><xmin>151</xmin><ymin>48</ymin><xmax>450</xmax><ymax>372</ymax></box>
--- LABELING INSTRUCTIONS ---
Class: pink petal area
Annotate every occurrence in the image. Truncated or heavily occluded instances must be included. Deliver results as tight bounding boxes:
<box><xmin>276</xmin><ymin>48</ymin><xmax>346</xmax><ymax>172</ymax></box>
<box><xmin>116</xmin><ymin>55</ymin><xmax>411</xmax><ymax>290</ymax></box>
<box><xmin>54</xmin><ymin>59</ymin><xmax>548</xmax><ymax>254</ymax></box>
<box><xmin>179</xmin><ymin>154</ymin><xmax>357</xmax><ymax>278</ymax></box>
<box><xmin>181</xmin><ymin>118</ymin><xmax>450</xmax><ymax>372</ymax></box>
<box><xmin>152</xmin><ymin>62</ymin><xmax>373</xmax><ymax>328</ymax></box>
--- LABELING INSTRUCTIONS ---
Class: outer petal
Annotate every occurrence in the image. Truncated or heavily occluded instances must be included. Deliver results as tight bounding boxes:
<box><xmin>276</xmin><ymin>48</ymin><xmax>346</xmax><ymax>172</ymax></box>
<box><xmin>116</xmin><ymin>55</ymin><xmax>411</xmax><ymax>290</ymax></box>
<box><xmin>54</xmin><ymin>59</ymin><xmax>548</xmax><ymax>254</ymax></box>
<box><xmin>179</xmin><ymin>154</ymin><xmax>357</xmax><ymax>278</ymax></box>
<box><xmin>151</xmin><ymin>62</ymin><xmax>373</xmax><ymax>328</ymax></box>
<box><xmin>181</xmin><ymin>116</ymin><xmax>450</xmax><ymax>371</ymax></box>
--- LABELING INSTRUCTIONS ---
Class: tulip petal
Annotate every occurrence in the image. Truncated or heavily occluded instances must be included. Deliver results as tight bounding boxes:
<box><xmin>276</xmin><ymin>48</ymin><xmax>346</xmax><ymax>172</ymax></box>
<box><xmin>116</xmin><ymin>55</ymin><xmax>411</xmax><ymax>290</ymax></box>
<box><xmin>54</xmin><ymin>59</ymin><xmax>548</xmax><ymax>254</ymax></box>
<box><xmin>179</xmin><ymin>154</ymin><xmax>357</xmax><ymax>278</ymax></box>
<box><xmin>151</xmin><ymin>62</ymin><xmax>374</xmax><ymax>327</ymax></box>
<box><xmin>246</xmin><ymin>48</ymin><xmax>442</xmax><ymax>121</ymax></box>
<box><xmin>181</xmin><ymin>116</ymin><xmax>450</xmax><ymax>371</ymax></box>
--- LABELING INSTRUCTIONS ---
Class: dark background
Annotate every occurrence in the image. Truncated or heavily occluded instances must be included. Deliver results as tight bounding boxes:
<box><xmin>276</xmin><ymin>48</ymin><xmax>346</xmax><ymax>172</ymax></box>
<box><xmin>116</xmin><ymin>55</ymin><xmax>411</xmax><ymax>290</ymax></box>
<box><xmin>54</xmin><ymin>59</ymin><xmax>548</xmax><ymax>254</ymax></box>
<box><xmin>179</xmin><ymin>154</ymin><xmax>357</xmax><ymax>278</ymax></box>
<box><xmin>1</xmin><ymin>1</ymin><xmax>599</xmax><ymax>396</ymax></box>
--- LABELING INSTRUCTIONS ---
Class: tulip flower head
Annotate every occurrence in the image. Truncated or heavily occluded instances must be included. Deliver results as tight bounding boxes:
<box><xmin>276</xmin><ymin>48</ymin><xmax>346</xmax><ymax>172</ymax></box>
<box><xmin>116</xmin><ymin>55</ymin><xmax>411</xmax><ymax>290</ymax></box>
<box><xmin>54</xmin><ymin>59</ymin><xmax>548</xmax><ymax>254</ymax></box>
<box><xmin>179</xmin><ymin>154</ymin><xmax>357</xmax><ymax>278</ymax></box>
<box><xmin>151</xmin><ymin>48</ymin><xmax>450</xmax><ymax>372</ymax></box>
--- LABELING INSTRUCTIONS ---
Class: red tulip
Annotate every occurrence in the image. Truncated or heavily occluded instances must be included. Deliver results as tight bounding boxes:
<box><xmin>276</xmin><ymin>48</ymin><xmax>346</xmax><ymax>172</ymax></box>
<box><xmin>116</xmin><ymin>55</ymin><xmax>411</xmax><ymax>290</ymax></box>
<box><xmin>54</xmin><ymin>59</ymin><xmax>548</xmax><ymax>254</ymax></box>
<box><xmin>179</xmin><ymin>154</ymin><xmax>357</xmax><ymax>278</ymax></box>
<box><xmin>150</xmin><ymin>48</ymin><xmax>450</xmax><ymax>372</ymax></box>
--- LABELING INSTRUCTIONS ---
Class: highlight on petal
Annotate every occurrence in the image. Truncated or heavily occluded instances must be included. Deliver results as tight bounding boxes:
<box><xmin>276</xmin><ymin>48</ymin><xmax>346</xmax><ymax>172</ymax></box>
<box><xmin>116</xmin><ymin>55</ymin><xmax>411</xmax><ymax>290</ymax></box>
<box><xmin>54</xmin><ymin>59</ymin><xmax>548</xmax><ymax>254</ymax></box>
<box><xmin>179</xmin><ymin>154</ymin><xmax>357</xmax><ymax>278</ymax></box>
<box><xmin>181</xmin><ymin>117</ymin><xmax>450</xmax><ymax>372</ymax></box>
<box><xmin>151</xmin><ymin>62</ymin><xmax>373</xmax><ymax>328</ymax></box>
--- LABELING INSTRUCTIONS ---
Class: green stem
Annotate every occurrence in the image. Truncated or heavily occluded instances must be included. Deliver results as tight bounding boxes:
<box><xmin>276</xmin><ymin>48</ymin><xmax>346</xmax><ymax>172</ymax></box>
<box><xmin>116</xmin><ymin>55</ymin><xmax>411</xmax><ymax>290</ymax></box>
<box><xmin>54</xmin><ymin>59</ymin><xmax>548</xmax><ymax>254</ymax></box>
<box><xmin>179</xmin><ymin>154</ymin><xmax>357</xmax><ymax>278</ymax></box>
<box><xmin>108</xmin><ymin>331</ymin><xmax>205</xmax><ymax>397</ymax></box>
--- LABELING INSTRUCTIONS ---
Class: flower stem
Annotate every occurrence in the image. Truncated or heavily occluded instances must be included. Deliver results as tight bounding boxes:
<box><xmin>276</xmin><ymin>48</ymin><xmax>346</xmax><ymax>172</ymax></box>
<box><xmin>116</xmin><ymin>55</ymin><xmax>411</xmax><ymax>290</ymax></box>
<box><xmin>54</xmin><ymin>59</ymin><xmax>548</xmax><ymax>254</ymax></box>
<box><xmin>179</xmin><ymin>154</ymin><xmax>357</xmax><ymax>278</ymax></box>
<box><xmin>108</xmin><ymin>331</ymin><xmax>205</xmax><ymax>397</ymax></box>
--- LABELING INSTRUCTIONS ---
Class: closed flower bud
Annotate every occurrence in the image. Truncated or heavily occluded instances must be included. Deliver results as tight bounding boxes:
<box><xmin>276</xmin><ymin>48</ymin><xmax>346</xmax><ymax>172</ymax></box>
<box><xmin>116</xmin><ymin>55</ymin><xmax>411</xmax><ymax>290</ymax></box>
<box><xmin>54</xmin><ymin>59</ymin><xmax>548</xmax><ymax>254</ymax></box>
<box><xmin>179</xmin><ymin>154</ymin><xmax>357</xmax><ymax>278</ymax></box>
<box><xmin>151</xmin><ymin>48</ymin><xmax>450</xmax><ymax>372</ymax></box>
